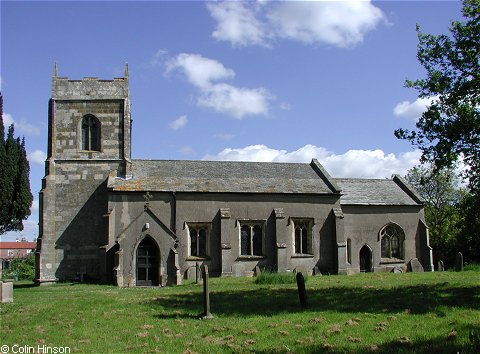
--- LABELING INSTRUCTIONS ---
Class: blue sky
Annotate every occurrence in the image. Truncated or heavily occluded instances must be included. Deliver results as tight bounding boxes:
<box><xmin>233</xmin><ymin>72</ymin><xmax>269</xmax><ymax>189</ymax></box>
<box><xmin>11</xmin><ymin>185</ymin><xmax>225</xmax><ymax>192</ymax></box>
<box><xmin>1</xmin><ymin>0</ymin><xmax>463</xmax><ymax>241</ymax></box>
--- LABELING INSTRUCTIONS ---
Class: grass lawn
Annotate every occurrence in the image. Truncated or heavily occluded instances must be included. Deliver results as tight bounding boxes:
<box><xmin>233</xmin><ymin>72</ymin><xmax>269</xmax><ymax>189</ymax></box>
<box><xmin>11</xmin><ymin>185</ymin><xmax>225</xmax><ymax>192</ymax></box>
<box><xmin>1</xmin><ymin>270</ymin><xmax>479</xmax><ymax>353</ymax></box>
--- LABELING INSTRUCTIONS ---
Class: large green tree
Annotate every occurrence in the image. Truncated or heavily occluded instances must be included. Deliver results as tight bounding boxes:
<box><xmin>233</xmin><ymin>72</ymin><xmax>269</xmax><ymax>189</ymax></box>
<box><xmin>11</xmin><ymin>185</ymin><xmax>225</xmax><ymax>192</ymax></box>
<box><xmin>395</xmin><ymin>0</ymin><xmax>480</xmax><ymax>196</ymax></box>
<box><xmin>404</xmin><ymin>164</ymin><xmax>464</xmax><ymax>265</ymax></box>
<box><xmin>0</xmin><ymin>94</ymin><xmax>33</xmax><ymax>234</ymax></box>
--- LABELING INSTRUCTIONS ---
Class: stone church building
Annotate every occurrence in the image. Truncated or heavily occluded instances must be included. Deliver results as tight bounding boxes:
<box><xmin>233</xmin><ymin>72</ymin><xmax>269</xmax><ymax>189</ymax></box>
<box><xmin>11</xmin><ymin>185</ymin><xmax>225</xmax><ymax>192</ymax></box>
<box><xmin>35</xmin><ymin>67</ymin><xmax>433</xmax><ymax>286</ymax></box>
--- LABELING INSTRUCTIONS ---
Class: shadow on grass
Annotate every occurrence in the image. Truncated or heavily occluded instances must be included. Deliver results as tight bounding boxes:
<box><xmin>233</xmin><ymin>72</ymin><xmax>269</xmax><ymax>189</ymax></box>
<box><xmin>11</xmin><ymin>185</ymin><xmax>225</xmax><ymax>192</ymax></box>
<box><xmin>259</xmin><ymin>323</ymin><xmax>480</xmax><ymax>354</ymax></box>
<box><xmin>148</xmin><ymin>283</ymin><xmax>480</xmax><ymax>317</ymax></box>
<box><xmin>13</xmin><ymin>282</ymin><xmax>37</xmax><ymax>289</ymax></box>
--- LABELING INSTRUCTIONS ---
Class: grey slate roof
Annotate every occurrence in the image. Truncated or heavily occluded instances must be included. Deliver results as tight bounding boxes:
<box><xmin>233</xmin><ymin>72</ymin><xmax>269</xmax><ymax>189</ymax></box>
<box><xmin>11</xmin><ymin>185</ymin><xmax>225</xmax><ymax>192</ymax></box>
<box><xmin>108</xmin><ymin>159</ymin><xmax>337</xmax><ymax>194</ymax></box>
<box><xmin>334</xmin><ymin>178</ymin><xmax>422</xmax><ymax>206</ymax></box>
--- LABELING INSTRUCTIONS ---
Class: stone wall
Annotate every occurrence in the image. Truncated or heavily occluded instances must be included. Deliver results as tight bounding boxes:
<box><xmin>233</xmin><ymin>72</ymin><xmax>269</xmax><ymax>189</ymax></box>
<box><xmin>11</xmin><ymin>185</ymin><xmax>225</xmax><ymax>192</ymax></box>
<box><xmin>340</xmin><ymin>204</ymin><xmax>426</xmax><ymax>273</ymax></box>
<box><xmin>36</xmin><ymin>73</ymin><xmax>130</xmax><ymax>284</ymax></box>
<box><xmin>108</xmin><ymin>191</ymin><xmax>340</xmax><ymax>286</ymax></box>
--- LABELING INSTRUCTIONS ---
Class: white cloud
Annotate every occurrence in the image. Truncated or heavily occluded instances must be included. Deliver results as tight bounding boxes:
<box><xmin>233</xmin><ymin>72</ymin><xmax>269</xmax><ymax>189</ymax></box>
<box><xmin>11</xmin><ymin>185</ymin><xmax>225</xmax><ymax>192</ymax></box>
<box><xmin>4</xmin><ymin>112</ymin><xmax>41</xmax><ymax>136</ymax></box>
<box><xmin>198</xmin><ymin>83</ymin><xmax>272</xmax><ymax>118</ymax></box>
<box><xmin>4</xmin><ymin>113</ymin><xmax>14</xmax><ymax>126</ymax></box>
<box><xmin>150</xmin><ymin>49</ymin><xmax>168</xmax><ymax>66</ymax></box>
<box><xmin>207</xmin><ymin>1</ymin><xmax>269</xmax><ymax>47</ymax></box>
<box><xmin>31</xmin><ymin>199</ymin><xmax>39</xmax><ymax>214</ymax></box>
<box><xmin>166</xmin><ymin>53</ymin><xmax>235</xmax><ymax>89</ymax></box>
<box><xmin>169</xmin><ymin>115</ymin><xmax>188</xmax><ymax>130</ymax></box>
<box><xmin>28</xmin><ymin>149</ymin><xmax>47</xmax><ymax>165</ymax></box>
<box><xmin>203</xmin><ymin>144</ymin><xmax>421</xmax><ymax>179</ymax></box>
<box><xmin>269</xmin><ymin>1</ymin><xmax>385</xmax><ymax>47</ymax></box>
<box><xmin>393</xmin><ymin>96</ymin><xmax>438</xmax><ymax>121</ymax></box>
<box><xmin>207</xmin><ymin>0</ymin><xmax>386</xmax><ymax>48</ymax></box>
<box><xmin>166</xmin><ymin>53</ymin><xmax>272</xmax><ymax>118</ymax></box>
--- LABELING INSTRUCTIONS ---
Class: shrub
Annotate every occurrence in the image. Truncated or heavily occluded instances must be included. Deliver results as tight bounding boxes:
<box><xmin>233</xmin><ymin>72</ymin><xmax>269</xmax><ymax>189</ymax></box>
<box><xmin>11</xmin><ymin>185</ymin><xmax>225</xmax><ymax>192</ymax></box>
<box><xmin>2</xmin><ymin>254</ymin><xmax>35</xmax><ymax>281</ymax></box>
<box><xmin>464</xmin><ymin>263</ymin><xmax>480</xmax><ymax>272</ymax></box>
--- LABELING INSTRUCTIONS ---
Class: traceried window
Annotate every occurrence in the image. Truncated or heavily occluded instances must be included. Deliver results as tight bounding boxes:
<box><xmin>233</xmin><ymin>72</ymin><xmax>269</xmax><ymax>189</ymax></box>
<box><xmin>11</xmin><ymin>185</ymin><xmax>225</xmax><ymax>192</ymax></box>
<box><xmin>188</xmin><ymin>224</ymin><xmax>209</xmax><ymax>258</ymax></box>
<box><xmin>81</xmin><ymin>115</ymin><xmax>101</xmax><ymax>151</ymax></box>
<box><xmin>293</xmin><ymin>219</ymin><xmax>313</xmax><ymax>255</ymax></box>
<box><xmin>380</xmin><ymin>224</ymin><xmax>405</xmax><ymax>260</ymax></box>
<box><xmin>240</xmin><ymin>222</ymin><xmax>263</xmax><ymax>256</ymax></box>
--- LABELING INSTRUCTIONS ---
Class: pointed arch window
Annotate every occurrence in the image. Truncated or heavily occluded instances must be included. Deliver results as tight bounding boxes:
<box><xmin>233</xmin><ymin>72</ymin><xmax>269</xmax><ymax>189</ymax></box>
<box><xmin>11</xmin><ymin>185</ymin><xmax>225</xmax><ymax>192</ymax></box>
<box><xmin>292</xmin><ymin>219</ymin><xmax>313</xmax><ymax>255</ymax></box>
<box><xmin>239</xmin><ymin>221</ymin><xmax>264</xmax><ymax>257</ymax></box>
<box><xmin>379</xmin><ymin>224</ymin><xmax>405</xmax><ymax>261</ymax></box>
<box><xmin>81</xmin><ymin>115</ymin><xmax>101</xmax><ymax>151</ymax></box>
<box><xmin>188</xmin><ymin>223</ymin><xmax>210</xmax><ymax>258</ymax></box>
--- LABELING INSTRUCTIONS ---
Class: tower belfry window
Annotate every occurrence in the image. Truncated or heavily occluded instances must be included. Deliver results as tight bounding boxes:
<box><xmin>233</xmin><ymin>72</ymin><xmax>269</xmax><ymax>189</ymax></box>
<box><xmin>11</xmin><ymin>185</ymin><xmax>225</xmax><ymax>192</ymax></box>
<box><xmin>81</xmin><ymin>115</ymin><xmax>101</xmax><ymax>151</ymax></box>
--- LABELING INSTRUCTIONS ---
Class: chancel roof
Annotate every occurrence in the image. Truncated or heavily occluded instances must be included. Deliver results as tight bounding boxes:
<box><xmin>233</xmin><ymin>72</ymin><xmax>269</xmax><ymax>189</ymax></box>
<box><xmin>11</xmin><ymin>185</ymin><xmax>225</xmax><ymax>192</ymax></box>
<box><xmin>108</xmin><ymin>159</ymin><xmax>339</xmax><ymax>194</ymax></box>
<box><xmin>334</xmin><ymin>177</ymin><xmax>423</xmax><ymax>206</ymax></box>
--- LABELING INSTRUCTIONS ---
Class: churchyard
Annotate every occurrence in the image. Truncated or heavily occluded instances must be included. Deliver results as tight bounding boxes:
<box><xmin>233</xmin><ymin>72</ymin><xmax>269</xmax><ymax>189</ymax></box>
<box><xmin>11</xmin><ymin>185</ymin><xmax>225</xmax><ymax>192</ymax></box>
<box><xmin>1</xmin><ymin>269</ymin><xmax>479</xmax><ymax>353</ymax></box>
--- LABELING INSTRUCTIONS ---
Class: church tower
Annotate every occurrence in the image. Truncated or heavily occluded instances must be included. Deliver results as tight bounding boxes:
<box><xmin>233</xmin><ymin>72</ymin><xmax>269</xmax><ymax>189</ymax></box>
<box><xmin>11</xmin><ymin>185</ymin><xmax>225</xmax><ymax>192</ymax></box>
<box><xmin>36</xmin><ymin>64</ymin><xmax>131</xmax><ymax>283</ymax></box>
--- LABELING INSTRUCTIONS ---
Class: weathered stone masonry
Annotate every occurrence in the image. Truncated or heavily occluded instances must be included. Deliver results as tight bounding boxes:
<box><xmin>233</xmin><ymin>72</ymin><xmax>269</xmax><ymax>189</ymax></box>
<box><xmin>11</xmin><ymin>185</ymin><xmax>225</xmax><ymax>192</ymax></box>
<box><xmin>36</xmin><ymin>68</ymin><xmax>433</xmax><ymax>286</ymax></box>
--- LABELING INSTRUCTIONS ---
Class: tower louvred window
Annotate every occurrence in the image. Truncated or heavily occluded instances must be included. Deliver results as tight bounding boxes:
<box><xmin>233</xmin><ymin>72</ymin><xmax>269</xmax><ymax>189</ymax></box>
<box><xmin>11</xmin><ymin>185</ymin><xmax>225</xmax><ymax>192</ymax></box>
<box><xmin>82</xmin><ymin>115</ymin><xmax>101</xmax><ymax>151</ymax></box>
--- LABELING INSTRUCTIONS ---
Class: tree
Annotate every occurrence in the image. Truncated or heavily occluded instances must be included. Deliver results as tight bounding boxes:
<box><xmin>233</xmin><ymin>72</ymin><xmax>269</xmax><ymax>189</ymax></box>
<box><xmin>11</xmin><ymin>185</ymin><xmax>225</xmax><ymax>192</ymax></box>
<box><xmin>0</xmin><ymin>93</ymin><xmax>33</xmax><ymax>234</ymax></box>
<box><xmin>395</xmin><ymin>0</ymin><xmax>480</xmax><ymax>197</ymax></box>
<box><xmin>404</xmin><ymin>164</ymin><xmax>464</xmax><ymax>265</ymax></box>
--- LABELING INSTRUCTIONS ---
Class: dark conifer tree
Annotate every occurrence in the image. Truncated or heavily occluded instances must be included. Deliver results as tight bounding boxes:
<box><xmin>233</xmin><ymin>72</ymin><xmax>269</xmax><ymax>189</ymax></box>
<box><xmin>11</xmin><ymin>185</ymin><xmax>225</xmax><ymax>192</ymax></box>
<box><xmin>0</xmin><ymin>93</ymin><xmax>33</xmax><ymax>234</ymax></box>
<box><xmin>0</xmin><ymin>95</ymin><xmax>7</xmax><ymax>229</ymax></box>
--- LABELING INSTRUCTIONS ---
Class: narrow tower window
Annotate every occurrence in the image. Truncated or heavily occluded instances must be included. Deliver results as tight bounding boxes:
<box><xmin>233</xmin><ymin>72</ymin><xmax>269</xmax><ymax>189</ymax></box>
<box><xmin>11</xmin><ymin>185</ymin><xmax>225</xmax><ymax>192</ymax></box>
<box><xmin>81</xmin><ymin>115</ymin><xmax>101</xmax><ymax>151</ymax></box>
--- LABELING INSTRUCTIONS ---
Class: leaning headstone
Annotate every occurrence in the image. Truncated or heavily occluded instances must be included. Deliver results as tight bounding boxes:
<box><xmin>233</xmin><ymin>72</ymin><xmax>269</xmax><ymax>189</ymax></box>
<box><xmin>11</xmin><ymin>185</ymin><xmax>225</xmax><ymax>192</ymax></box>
<box><xmin>455</xmin><ymin>252</ymin><xmax>463</xmax><ymax>272</ymax></box>
<box><xmin>313</xmin><ymin>266</ymin><xmax>322</xmax><ymax>276</ymax></box>
<box><xmin>392</xmin><ymin>266</ymin><xmax>403</xmax><ymax>273</ymax></box>
<box><xmin>408</xmin><ymin>258</ymin><xmax>424</xmax><ymax>272</ymax></box>
<box><xmin>200</xmin><ymin>265</ymin><xmax>213</xmax><ymax>319</ymax></box>
<box><xmin>296</xmin><ymin>272</ymin><xmax>308</xmax><ymax>309</ymax></box>
<box><xmin>0</xmin><ymin>281</ymin><xmax>13</xmax><ymax>303</ymax></box>
<box><xmin>437</xmin><ymin>260</ymin><xmax>444</xmax><ymax>272</ymax></box>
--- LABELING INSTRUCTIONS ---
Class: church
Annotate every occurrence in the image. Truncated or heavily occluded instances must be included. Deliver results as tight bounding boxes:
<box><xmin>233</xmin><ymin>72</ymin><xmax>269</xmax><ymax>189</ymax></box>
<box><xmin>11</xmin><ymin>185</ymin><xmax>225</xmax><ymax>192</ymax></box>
<box><xmin>35</xmin><ymin>66</ymin><xmax>433</xmax><ymax>286</ymax></box>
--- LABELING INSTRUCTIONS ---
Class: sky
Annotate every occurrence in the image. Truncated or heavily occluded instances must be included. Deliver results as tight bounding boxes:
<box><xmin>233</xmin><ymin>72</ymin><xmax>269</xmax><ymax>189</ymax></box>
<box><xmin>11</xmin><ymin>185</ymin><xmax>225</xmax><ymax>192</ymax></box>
<box><xmin>1</xmin><ymin>0</ymin><xmax>464</xmax><ymax>241</ymax></box>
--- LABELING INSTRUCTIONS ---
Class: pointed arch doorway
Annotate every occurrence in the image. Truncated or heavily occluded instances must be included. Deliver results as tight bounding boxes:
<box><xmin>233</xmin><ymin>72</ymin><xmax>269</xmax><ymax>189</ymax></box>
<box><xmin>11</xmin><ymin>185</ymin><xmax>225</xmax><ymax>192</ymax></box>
<box><xmin>359</xmin><ymin>245</ymin><xmax>373</xmax><ymax>273</ymax></box>
<box><xmin>136</xmin><ymin>237</ymin><xmax>159</xmax><ymax>286</ymax></box>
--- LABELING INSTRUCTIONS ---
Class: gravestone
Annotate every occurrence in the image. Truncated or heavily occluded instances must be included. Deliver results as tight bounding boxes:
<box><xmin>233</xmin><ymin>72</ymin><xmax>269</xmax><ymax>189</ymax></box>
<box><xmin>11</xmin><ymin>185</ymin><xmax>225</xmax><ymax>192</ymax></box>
<box><xmin>296</xmin><ymin>272</ymin><xmax>307</xmax><ymax>309</ymax></box>
<box><xmin>408</xmin><ymin>258</ymin><xmax>424</xmax><ymax>272</ymax></box>
<box><xmin>79</xmin><ymin>266</ymin><xmax>87</xmax><ymax>282</ymax></box>
<box><xmin>313</xmin><ymin>266</ymin><xmax>322</xmax><ymax>276</ymax></box>
<box><xmin>200</xmin><ymin>265</ymin><xmax>213</xmax><ymax>319</ymax></box>
<box><xmin>185</xmin><ymin>266</ymin><xmax>196</xmax><ymax>281</ymax></box>
<box><xmin>196</xmin><ymin>262</ymin><xmax>200</xmax><ymax>284</ymax></box>
<box><xmin>392</xmin><ymin>266</ymin><xmax>403</xmax><ymax>273</ymax></box>
<box><xmin>437</xmin><ymin>260</ymin><xmax>444</xmax><ymax>272</ymax></box>
<box><xmin>455</xmin><ymin>252</ymin><xmax>463</xmax><ymax>272</ymax></box>
<box><xmin>0</xmin><ymin>281</ymin><xmax>13</xmax><ymax>303</ymax></box>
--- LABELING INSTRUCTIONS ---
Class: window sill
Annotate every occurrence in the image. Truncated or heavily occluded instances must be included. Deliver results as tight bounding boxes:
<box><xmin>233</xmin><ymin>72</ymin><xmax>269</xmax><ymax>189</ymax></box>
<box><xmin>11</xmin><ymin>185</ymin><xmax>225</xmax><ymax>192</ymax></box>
<box><xmin>291</xmin><ymin>254</ymin><xmax>314</xmax><ymax>259</ymax></box>
<box><xmin>236</xmin><ymin>255</ymin><xmax>265</xmax><ymax>261</ymax></box>
<box><xmin>380</xmin><ymin>258</ymin><xmax>404</xmax><ymax>264</ymax></box>
<box><xmin>186</xmin><ymin>256</ymin><xmax>210</xmax><ymax>261</ymax></box>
